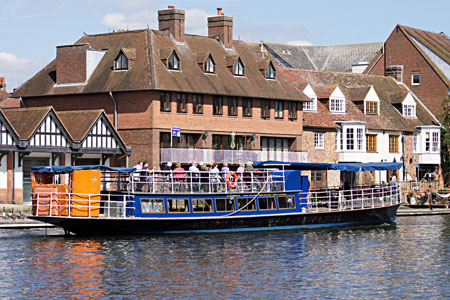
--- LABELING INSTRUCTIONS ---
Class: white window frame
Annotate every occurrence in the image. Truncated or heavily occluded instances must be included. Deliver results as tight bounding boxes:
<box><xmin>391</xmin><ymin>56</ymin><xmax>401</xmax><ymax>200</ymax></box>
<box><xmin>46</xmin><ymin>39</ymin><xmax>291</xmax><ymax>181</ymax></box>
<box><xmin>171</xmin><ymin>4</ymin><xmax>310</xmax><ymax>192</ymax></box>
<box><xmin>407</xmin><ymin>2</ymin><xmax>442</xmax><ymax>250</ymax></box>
<box><xmin>432</xmin><ymin>131</ymin><xmax>439</xmax><ymax>152</ymax></box>
<box><xmin>413</xmin><ymin>132</ymin><xmax>418</xmax><ymax>153</ymax></box>
<box><xmin>233</xmin><ymin>58</ymin><xmax>245</xmax><ymax>76</ymax></box>
<box><xmin>204</xmin><ymin>55</ymin><xmax>215</xmax><ymax>74</ymax></box>
<box><xmin>314</xmin><ymin>132</ymin><xmax>324</xmax><ymax>149</ymax></box>
<box><xmin>403</xmin><ymin>104</ymin><xmax>416</xmax><ymax>118</ymax></box>
<box><xmin>303</xmin><ymin>96</ymin><xmax>317</xmax><ymax>111</ymax></box>
<box><xmin>412</xmin><ymin>73</ymin><xmax>420</xmax><ymax>85</ymax></box>
<box><xmin>265</xmin><ymin>62</ymin><xmax>276</xmax><ymax>79</ymax></box>
<box><xmin>114</xmin><ymin>52</ymin><xmax>128</xmax><ymax>71</ymax></box>
<box><xmin>168</xmin><ymin>51</ymin><xmax>180</xmax><ymax>70</ymax></box>
<box><xmin>330</xmin><ymin>97</ymin><xmax>345</xmax><ymax>114</ymax></box>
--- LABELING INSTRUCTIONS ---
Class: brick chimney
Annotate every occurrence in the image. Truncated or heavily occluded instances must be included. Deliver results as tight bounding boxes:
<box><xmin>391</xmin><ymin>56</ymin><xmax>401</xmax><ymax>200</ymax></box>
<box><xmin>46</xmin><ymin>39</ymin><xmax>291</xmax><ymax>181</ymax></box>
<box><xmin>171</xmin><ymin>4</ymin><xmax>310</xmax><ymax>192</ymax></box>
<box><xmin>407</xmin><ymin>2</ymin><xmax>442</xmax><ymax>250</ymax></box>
<box><xmin>56</xmin><ymin>44</ymin><xmax>89</xmax><ymax>84</ymax></box>
<box><xmin>208</xmin><ymin>8</ymin><xmax>233</xmax><ymax>48</ymax></box>
<box><xmin>0</xmin><ymin>77</ymin><xmax>5</xmax><ymax>91</ymax></box>
<box><xmin>158</xmin><ymin>6</ymin><xmax>185</xmax><ymax>42</ymax></box>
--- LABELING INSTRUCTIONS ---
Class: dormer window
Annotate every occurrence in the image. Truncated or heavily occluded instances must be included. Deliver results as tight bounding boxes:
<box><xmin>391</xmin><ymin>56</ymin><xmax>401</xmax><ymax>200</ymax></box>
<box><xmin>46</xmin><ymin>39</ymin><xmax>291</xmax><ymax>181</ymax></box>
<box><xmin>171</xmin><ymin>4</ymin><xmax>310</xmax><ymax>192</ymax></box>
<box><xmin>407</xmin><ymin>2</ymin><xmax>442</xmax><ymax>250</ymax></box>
<box><xmin>114</xmin><ymin>52</ymin><xmax>128</xmax><ymax>70</ymax></box>
<box><xmin>204</xmin><ymin>55</ymin><xmax>215</xmax><ymax>74</ymax></box>
<box><xmin>233</xmin><ymin>58</ymin><xmax>245</xmax><ymax>76</ymax></box>
<box><xmin>168</xmin><ymin>51</ymin><xmax>180</xmax><ymax>70</ymax></box>
<box><xmin>366</xmin><ymin>101</ymin><xmax>378</xmax><ymax>115</ymax></box>
<box><xmin>265</xmin><ymin>61</ymin><xmax>276</xmax><ymax>79</ymax></box>
<box><xmin>403</xmin><ymin>104</ymin><xmax>416</xmax><ymax>118</ymax></box>
<box><xmin>330</xmin><ymin>97</ymin><xmax>345</xmax><ymax>113</ymax></box>
<box><xmin>303</xmin><ymin>96</ymin><xmax>317</xmax><ymax>111</ymax></box>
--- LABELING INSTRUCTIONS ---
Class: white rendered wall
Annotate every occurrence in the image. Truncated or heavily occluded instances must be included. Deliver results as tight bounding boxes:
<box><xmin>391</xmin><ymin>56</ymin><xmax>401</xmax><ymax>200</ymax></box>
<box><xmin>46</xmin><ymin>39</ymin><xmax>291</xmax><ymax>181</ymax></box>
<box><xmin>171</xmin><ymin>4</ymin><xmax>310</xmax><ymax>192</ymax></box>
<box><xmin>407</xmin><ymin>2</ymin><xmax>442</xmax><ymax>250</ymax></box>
<box><xmin>0</xmin><ymin>156</ymin><xmax>7</xmax><ymax>189</ymax></box>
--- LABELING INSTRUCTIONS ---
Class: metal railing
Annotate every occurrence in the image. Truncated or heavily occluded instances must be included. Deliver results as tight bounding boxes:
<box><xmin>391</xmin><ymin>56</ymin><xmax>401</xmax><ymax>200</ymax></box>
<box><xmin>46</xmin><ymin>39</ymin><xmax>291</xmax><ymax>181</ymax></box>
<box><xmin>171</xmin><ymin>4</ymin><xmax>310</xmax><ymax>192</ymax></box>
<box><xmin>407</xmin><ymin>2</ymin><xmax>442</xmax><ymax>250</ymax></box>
<box><xmin>307</xmin><ymin>184</ymin><xmax>402</xmax><ymax>212</ymax></box>
<box><xmin>127</xmin><ymin>170</ymin><xmax>286</xmax><ymax>194</ymax></box>
<box><xmin>32</xmin><ymin>192</ymin><xmax>134</xmax><ymax>218</ymax></box>
<box><xmin>160</xmin><ymin>148</ymin><xmax>308</xmax><ymax>164</ymax></box>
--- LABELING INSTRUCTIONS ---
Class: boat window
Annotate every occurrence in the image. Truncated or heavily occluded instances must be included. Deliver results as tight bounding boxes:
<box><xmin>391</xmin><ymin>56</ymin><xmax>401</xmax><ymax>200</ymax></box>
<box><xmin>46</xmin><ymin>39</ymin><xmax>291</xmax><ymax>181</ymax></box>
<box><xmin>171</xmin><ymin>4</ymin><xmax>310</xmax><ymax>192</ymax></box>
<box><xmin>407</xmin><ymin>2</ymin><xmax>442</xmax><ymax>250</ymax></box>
<box><xmin>278</xmin><ymin>196</ymin><xmax>295</xmax><ymax>209</ymax></box>
<box><xmin>192</xmin><ymin>198</ymin><xmax>213</xmax><ymax>213</ymax></box>
<box><xmin>167</xmin><ymin>198</ymin><xmax>190</xmax><ymax>213</ymax></box>
<box><xmin>258</xmin><ymin>197</ymin><xmax>276</xmax><ymax>210</ymax></box>
<box><xmin>141</xmin><ymin>198</ymin><xmax>165</xmax><ymax>213</ymax></box>
<box><xmin>215</xmin><ymin>198</ymin><xmax>235</xmax><ymax>212</ymax></box>
<box><xmin>237</xmin><ymin>197</ymin><xmax>256</xmax><ymax>211</ymax></box>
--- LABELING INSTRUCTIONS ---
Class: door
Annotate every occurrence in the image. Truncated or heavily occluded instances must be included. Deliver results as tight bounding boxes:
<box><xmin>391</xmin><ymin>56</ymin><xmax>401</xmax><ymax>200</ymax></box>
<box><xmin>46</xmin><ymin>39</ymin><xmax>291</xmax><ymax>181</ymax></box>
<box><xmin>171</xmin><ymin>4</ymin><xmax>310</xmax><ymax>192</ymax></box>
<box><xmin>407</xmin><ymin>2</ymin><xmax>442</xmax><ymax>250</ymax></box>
<box><xmin>23</xmin><ymin>157</ymin><xmax>50</xmax><ymax>202</ymax></box>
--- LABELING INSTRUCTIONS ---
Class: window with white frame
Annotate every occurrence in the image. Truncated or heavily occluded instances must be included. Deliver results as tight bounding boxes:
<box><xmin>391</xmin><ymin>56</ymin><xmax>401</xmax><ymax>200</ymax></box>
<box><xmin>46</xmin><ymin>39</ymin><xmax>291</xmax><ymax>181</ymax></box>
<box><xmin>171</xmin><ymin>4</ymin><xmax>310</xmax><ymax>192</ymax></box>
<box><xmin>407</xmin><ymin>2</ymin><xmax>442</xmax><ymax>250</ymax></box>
<box><xmin>346</xmin><ymin>128</ymin><xmax>354</xmax><ymax>150</ymax></box>
<box><xmin>330</xmin><ymin>97</ymin><xmax>345</xmax><ymax>113</ymax></box>
<box><xmin>314</xmin><ymin>132</ymin><xmax>324</xmax><ymax>149</ymax></box>
<box><xmin>412</xmin><ymin>73</ymin><xmax>420</xmax><ymax>85</ymax></box>
<box><xmin>432</xmin><ymin>132</ymin><xmax>439</xmax><ymax>152</ymax></box>
<box><xmin>303</xmin><ymin>97</ymin><xmax>317</xmax><ymax>111</ymax></box>
<box><xmin>413</xmin><ymin>132</ymin><xmax>417</xmax><ymax>153</ymax></box>
<box><xmin>403</xmin><ymin>104</ymin><xmax>416</xmax><ymax>118</ymax></box>
<box><xmin>233</xmin><ymin>58</ymin><xmax>245</xmax><ymax>76</ymax></box>
<box><xmin>114</xmin><ymin>52</ymin><xmax>128</xmax><ymax>70</ymax></box>
<box><xmin>356</xmin><ymin>128</ymin><xmax>363</xmax><ymax>150</ymax></box>
<box><xmin>265</xmin><ymin>62</ymin><xmax>276</xmax><ymax>79</ymax></box>
<box><xmin>204</xmin><ymin>55</ymin><xmax>215</xmax><ymax>73</ymax></box>
<box><xmin>168</xmin><ymin>51</ymin><xmax>180</xmax><ymax>70</ymax></box>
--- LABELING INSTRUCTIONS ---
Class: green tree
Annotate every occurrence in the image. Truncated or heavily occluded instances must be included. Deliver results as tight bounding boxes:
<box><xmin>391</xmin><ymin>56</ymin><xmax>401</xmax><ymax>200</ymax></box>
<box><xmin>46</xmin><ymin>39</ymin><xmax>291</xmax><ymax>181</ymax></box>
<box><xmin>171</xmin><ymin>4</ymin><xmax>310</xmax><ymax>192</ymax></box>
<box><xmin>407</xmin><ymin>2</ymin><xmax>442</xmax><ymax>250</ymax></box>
<box><xmin>440</xmin><ymin>96</ymin><xmax>450</xmax><ymax>185</ymax></box>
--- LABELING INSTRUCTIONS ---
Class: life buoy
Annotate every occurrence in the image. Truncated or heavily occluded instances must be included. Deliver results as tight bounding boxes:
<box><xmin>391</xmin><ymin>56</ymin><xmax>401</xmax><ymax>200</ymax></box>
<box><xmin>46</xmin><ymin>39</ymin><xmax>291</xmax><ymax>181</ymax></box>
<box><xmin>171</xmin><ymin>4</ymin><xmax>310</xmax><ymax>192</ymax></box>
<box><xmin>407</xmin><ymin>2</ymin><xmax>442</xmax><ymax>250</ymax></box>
<box><xmin>226</xmin><ymin>172</ymin><xmax>238</xmax><ymax>189</ymax></box>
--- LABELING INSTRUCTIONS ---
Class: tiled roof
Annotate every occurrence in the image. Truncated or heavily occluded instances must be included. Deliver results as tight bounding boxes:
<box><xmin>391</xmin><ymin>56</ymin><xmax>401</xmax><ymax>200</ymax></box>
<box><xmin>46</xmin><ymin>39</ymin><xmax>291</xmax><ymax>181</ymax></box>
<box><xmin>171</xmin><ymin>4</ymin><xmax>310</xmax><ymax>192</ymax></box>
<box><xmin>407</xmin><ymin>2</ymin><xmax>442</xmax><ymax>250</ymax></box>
<box><xmin>1</xmin><ymin>106</ymin><xmax>52</xmax><ymax>139</ymax></box>
<box><xmin>345</xmin><ymin>86</ymin><xmax>371</xmax><ymax>102</ymax></box>
<box><xmin>13</xmin><ymin>30</ymin><xmax>308</xmax><ymax>102</ymax></box>
<box><xmin>56</xmin><ymin>110</ymin><xmax>103</xmax><ymax>141</ymax></box>
<box><xmin>311</xmin><ymin>84</ymin><xmax>337</xmax><ymax>99</ymax></box>
<box><xmin>280</xmin><ymin>68</ymin><xmax>437</xmax><ymax>132</ymax></box>
<box><xmin>265</xmin><ymin>42</ymin><xmax>383</xmax><ymax>72</ymax></box>
<box><xmin>399</xmin><ymin>25</ymin><xmax>450</xmax><ymax>85</ymax></box>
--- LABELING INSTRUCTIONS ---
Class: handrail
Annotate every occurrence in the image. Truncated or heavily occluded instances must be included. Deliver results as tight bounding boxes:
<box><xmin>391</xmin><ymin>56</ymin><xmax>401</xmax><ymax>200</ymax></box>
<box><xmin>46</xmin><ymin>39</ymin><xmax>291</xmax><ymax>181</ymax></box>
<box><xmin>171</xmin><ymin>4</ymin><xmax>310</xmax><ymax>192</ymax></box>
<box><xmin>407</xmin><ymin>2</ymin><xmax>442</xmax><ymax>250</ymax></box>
<box><xmin>307</xmin><ymin>184</ymin><xmax>402</xmax><ymax>212</ymax></box>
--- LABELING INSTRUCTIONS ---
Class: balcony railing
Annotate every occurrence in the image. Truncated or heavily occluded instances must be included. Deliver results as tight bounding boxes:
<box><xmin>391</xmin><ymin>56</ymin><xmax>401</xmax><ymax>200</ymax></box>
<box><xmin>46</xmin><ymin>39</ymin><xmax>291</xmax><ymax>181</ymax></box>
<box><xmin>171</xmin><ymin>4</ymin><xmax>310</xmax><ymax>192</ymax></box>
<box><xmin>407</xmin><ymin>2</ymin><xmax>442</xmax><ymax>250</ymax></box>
<box><xmin>161</xmin><ymin>148</ymin><xmax>308</xmax><ymax>164</ymax></box>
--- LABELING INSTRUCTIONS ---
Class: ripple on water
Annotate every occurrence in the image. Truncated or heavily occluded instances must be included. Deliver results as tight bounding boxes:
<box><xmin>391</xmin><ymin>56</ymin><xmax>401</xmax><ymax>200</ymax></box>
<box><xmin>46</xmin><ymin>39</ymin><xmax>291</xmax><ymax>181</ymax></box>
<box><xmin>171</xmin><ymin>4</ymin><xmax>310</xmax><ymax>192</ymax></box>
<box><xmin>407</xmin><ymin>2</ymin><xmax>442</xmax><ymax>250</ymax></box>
<box><xmin>0</xmin><ymin>216</ymin><xmax>449</xmax><ymax>299</ymax></box>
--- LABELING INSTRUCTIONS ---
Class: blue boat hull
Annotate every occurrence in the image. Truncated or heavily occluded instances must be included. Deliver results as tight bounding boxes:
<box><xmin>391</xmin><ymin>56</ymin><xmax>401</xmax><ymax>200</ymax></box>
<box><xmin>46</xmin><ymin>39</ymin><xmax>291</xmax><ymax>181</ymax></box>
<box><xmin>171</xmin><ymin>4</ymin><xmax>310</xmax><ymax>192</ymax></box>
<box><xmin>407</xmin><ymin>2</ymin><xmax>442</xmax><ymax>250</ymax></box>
<box><xmin>30</xmin><ymin>204</ymin><xmax>400</xmax><ymax>236</ymax></box>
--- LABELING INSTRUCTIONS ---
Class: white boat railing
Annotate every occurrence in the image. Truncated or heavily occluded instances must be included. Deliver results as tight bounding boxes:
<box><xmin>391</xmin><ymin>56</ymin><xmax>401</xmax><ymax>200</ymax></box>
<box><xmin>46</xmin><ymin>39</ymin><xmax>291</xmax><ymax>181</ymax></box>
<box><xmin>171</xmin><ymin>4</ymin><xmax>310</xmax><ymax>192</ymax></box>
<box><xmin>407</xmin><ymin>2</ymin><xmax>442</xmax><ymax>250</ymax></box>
<box><xmin>123</xmin><ymin>170</ymin><xmax>286</xmax><ymax>194</ymax></box>
<box><xmin>31</xmin><ymin>192</ymin><xmax>134</xmax><ymax>218</ymax></box>
<box><xmin>307</xmin><ymin>184</ymin><xmax>402</xmax><ymax>212</ymax></box>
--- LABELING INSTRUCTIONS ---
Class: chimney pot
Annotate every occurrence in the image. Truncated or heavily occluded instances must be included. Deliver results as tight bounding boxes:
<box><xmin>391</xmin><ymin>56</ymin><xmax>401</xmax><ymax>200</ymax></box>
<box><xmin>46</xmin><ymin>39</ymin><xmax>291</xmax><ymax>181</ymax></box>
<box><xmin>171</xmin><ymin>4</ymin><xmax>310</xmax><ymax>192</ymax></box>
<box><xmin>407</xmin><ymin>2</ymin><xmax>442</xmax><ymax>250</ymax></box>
<box><xmin>158</xmin><ymin>6</ymin><xmax>185</xmax><ymax>42</ymax></box>
<box><xmin>208</xmin><ymin>10</ymin><xmax>233</xmax><ymax>48</ymax></box>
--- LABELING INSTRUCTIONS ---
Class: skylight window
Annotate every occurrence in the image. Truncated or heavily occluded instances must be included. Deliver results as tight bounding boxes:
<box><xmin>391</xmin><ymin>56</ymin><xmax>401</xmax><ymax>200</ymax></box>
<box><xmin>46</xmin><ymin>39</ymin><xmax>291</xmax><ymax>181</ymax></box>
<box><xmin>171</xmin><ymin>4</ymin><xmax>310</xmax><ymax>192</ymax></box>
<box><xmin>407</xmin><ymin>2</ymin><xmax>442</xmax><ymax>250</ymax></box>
<box><xmin>168</xmin><ymin>51</ymin><xmax>180</xmax><ymax>70</ymax></box>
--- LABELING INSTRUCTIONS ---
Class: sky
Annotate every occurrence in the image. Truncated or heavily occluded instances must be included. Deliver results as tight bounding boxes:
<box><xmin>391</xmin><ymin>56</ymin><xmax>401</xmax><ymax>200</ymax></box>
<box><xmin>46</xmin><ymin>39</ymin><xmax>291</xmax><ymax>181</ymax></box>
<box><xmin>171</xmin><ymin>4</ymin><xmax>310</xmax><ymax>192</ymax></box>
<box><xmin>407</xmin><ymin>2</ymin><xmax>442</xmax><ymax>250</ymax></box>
<box><xmin>0</xmin><ymin>0</ymin><xmax>449</xmax><ymax>92</ymax></box>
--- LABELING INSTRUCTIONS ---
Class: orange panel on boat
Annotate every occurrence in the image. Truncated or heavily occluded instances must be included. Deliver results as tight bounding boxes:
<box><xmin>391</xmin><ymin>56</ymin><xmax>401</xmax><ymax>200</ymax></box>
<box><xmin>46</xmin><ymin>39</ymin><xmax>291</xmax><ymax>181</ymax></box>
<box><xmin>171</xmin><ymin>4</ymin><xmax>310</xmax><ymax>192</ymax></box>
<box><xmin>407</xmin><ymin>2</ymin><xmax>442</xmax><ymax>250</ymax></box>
<box><xmin>70</xmin><ymin>170</ymin><xmax>101</xmax><ymax>217</ymax></box>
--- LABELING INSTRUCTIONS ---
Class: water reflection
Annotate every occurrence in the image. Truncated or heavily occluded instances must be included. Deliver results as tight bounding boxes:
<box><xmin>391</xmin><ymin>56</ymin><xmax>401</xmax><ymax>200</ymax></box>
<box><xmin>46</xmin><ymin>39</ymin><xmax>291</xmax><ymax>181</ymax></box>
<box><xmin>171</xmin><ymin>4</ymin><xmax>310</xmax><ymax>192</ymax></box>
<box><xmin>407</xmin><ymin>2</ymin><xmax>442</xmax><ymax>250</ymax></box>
<box><xmin>0</xmin><ymin>216</ymin><xmax>449</xmax><ymax>299</ymax></box>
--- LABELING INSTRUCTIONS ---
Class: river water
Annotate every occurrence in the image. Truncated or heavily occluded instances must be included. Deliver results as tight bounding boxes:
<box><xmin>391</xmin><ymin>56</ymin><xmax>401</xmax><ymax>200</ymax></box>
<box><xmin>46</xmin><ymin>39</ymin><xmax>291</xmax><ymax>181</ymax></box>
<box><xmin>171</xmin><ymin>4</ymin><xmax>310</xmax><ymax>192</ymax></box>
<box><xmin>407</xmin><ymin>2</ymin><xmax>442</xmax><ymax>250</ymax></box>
<box><xmin>0</xmin><ymin>215</ymin><xmax>449</xmax><ymax>299</ymax></box>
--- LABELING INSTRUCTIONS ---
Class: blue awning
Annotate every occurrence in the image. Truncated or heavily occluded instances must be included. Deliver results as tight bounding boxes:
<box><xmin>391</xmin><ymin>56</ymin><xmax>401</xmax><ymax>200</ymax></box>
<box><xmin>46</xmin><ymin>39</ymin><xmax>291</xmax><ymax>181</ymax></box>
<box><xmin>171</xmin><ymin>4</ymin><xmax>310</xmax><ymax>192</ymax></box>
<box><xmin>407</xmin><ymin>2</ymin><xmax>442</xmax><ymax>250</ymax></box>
<box><xmin>254</xmin><ymin>161</ymin><xmax>402</xmax><ymax>173</ymax></box>
<box><xmin>32</xmin><ymin>165</ymin><xmax>136</xmax><ymax>173</ymax></box>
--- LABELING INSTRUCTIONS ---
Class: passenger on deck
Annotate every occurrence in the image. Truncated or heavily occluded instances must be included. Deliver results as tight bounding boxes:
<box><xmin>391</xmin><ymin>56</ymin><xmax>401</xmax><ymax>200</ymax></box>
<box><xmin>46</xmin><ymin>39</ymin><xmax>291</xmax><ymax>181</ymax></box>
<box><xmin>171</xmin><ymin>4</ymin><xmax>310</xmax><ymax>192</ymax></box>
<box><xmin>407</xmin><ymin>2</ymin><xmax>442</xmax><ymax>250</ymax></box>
<box><xmin>237</xmin><ymin>162</ymin><xmax>245</xmax><ymax>191</ymax></box>
<box><xmin>189</xmin><ymin>162</ymin><xmax>200</xmax><ymax>191</ymax></box>
<box><xmin>221</xmin><ymin>162</ymin><xmax>230</xmax><ymax>180</ymax></box>
<box><xmin>210</xmin><ymin>162</ymin><xmax>221</xmax><ymax>192</ymax></box>
<box><xmin>174</xmin><ymin>163</ymin><xmax>186</xmax><ymax>191</ymax></box>
<box><xmin>162</xmin><ymin>162</ymin><xmax>173</xmax><ymax>192</ymax></box>
<box><xmin>200</xmin><ymin>163</ymin><xmax>209</xmax><ymax>192</ymax></box>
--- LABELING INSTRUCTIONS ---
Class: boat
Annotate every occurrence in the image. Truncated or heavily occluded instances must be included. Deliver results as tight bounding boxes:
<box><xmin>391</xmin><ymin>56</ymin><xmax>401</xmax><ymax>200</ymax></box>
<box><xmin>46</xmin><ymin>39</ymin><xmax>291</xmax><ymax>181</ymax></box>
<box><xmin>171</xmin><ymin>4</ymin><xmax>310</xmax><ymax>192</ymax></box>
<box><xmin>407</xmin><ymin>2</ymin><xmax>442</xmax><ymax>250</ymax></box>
<box><xmin>28</xmin><ymin>161</ymin><xmax>403</xmax><ymax>236</ymax></box>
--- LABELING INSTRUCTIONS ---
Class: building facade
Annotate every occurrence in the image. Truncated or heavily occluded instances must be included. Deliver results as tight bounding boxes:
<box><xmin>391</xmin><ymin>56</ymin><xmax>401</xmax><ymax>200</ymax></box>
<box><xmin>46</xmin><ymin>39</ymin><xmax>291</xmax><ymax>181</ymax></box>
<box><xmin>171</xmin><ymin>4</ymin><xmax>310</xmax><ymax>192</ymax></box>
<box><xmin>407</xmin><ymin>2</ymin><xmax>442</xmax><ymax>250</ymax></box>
<box><xmin>365</xmin><ymin>25</ymin><xmax>450</xmax><ymax>117</ymax></box>
<box><xmin>13</xmin><ymin>7</ymin><xmax>309</xmax><ymax>168</ymax></box>
<box><xmin>0</xmin><ymin>107</ymin><xmax>129</xmax><ymax>203</ymax></box>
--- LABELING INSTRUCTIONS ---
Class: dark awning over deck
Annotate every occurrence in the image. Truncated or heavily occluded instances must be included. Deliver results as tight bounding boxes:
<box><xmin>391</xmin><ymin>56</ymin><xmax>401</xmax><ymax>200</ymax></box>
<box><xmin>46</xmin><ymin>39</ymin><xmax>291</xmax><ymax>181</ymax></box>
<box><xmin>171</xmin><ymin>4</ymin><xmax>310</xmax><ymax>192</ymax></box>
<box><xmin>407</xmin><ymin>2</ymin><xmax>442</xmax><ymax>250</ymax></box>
<box><xmin>253</xmin><ymin>161</ymin><xmax>402</xmax><ymax>173</ymax></box>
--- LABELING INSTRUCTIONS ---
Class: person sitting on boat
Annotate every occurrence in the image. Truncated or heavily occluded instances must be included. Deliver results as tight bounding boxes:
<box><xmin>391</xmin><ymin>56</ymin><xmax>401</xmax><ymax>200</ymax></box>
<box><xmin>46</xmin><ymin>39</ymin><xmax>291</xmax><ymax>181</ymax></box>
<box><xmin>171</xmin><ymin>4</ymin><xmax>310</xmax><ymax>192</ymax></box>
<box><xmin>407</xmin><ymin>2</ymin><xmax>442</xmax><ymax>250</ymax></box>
<box><xmin>209</xmin><ymin>162</ymin><xmax>221</xmax><ymax>192</ymax></box>
<box><xmin>200</xmin><ymin>163</ymin><xmax>209</xmax><ymax>192</ymax></box>
<box><xmin>189</xmin><ymin>162</ymin><xmax>200</xmax><ymax>191</ymax></box>
<box><xmin>138</xmin><ymin>161</ymin><xmax>149</xmax><ymax>191</ymax></box>
<box><xmin>236</xmin><ymin>162</ymin><xmax>245</xmax><ymax>191</ymax></box>
<box><xmin>221</xmin><ymin>162</ymin><xmax>230</xmax><ymax>180</ymax></box>
<box><xmin>132</xmin><ymin>161</ymin><xmax>143</xmax><ymax>191</ymax></box>
<box><xmin>162</xmin><ymin>162</ymin><xmax>173</xmax><ymax>192</ymax></box>
<box><xmin>174</xmin><ymin>163</ymin><xmax>186</xmax><ymax>192</ymax></box>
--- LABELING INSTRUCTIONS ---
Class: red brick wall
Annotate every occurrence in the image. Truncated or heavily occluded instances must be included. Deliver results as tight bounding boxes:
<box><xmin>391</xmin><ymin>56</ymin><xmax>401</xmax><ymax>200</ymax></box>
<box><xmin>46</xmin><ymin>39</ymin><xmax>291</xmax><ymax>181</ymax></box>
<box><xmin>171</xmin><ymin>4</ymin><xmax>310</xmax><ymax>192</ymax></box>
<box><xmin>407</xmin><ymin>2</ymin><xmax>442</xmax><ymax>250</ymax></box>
<box><xmin>24</xmin><ymin>91</ymin><xmax>304</xmax><ymax>167</ymax></box>
<box><xmin>56</xmin><ymin>45</ymin><xmax>87</xmax><ymax>84</ymax></box>
<box><xmin>367</xmin><ymin>27</ymin><xmax>449</xmax><ymax>116</ymax></box>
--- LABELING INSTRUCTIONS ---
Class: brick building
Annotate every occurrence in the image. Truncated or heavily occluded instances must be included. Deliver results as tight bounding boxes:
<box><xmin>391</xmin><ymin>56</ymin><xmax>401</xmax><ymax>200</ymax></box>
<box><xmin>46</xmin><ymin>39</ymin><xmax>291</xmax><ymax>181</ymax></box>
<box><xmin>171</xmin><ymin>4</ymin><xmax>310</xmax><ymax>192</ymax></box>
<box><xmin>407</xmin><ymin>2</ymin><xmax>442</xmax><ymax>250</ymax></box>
<box><xmin>0</xmin><ymin>77</ymin><xmax>20</xmax><ymax>108</ymax></box>
<box><xmin>281</xmin><ymin>68</ymin><xmax>441</xmax><ymax>186</ymax></box>
<box><xmin>12</xmin><ymin>7</ymin><xmax>309</xmax><ymax>168</ymax></box>
<box><xmin>365</xmin><ymin>25</ymin><xmax>450</xmax><ymax>117</ymax></box>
